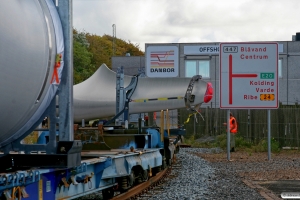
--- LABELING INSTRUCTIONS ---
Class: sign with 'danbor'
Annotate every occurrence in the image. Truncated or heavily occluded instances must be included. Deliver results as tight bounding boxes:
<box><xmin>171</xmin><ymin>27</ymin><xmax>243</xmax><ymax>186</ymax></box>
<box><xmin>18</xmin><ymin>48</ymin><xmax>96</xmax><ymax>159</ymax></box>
<box><xmin>146</xmin><ymin>45</ymin><xmax>179</xmax><ymax>77</ymax></box>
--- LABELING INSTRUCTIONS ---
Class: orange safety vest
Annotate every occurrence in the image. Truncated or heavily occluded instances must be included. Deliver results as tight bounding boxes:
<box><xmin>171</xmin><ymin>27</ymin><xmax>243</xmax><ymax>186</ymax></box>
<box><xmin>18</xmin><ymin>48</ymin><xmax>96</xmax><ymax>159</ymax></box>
<box><xmin>230</xmin><ymin>117</ymin><xmax>238</xmax><ymax>134</ymax></box>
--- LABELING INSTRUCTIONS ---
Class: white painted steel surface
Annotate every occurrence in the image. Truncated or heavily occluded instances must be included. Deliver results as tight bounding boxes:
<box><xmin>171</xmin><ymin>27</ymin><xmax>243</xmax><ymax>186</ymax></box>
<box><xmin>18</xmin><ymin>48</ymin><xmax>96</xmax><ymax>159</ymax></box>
<box><xmin>0</xmin><ymin>1</ymin><xmax>211</xmax><ymax>146</ymax></box>
<box><xmin>0</xmin><ymin>0</ymin><xmax>62</xmax><ymax>147</ymax></box>
<box><xmin>73</xmin><ymin>64</ymin><xmax>209</xmax><ymax>122</ymax></box>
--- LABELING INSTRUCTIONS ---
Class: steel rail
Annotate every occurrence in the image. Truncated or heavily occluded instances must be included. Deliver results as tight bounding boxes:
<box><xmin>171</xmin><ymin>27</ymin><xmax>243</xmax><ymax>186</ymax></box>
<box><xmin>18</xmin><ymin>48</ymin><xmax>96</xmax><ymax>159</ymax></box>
<box><xmin>111</xmin><ymin>168</ymin><xmax>171</xmax><ymax>200</ymax></box>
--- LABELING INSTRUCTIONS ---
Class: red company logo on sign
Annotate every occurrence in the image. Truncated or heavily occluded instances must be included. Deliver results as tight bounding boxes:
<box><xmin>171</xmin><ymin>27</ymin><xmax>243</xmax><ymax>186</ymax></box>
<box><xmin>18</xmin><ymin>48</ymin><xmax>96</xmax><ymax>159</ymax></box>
<box><xmin>146</xmin><ymin>46</ymin><xmax>179</xmax><ymax>78</ymax></box>
<box><xmin>150</xmin><ymin>50</ymin><xmax>175</xmax><ymax>73</ymax></box>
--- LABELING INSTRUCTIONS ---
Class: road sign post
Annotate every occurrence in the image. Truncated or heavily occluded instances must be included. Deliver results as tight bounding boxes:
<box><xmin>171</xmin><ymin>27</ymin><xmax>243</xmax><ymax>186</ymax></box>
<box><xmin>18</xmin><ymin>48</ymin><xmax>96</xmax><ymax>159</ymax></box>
<box><xmin>219</xmin><ymin>42</ymin><xmax>278</xmax><ymax>160</ymax></box>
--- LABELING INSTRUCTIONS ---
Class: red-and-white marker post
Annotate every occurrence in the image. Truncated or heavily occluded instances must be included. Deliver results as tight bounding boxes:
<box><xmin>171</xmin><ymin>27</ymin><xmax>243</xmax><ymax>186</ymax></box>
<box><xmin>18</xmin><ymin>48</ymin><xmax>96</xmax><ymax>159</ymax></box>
<box><xmin>220</xmin><ymin>42</ymin><xmax>278</xmax><ymax>161</ymax></box>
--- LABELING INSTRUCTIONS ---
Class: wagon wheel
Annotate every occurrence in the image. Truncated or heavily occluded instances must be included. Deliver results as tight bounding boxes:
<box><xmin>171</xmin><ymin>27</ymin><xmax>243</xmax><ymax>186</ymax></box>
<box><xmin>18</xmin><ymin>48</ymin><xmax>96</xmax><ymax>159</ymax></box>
<box><xmin>102</xmin><ymin>187</ymin><xmax>114</xmax><ymax>199</ymax></box>
<box><xmin>141</xmin><ymin>169</ymin><xmax>149</xmax><ymax>182</ymax></box>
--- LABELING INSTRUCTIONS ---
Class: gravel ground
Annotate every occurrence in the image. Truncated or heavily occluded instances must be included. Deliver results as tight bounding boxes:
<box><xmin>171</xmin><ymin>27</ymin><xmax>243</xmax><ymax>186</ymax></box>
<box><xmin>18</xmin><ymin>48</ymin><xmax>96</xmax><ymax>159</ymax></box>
<box><xmin>144</xmin><ymin>148</ymin><xmax>264</xmax><ymax>200</ymax></box>
<box><xmin>78</xmin><ymin>147</ymin><xmax>300</xmax><ymax>199</ymax></box>
<box><xmin>196</xmin><ymin>149</ymin><xmax>300</xmax><ymax>181</ymax></box>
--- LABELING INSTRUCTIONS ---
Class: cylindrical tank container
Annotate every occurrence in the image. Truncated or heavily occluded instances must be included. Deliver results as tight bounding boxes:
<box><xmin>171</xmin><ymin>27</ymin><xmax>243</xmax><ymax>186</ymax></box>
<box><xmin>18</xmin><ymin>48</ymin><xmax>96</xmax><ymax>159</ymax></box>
<box><xmin>0</xmin><ymin>0</ymin><xmax>64</xmax><ymax>148</ymax></box>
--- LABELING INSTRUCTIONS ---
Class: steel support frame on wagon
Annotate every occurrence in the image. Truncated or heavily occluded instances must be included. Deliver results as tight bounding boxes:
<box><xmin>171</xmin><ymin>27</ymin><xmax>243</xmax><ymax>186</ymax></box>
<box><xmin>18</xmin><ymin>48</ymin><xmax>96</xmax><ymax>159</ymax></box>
<box><xmin>0</xmin><ymin>0</ymin><xmax>82</xmax><ymax>170</ymax></box>
<box><xmin>0</xmin><ymin>149</ymin><xmax>164</xmax><ymax>199</ymax></box>
<box><xmin>0</xmin><ymin>157</ymin><xmax>114</xmax><ymax>200</ymax></box>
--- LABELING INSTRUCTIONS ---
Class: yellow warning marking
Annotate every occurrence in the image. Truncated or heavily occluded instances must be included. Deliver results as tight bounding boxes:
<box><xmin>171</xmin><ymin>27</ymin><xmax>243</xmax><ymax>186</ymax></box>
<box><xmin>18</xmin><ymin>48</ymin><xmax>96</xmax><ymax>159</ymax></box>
<box><xmin>39</xmin><ymin>179</ymin><xmax>43</xmax><ymax>200</ymax></box>
<box><xmin>131</xmin><ymin>96</ymin><xmax>184</xmax><ymax>103</ymax></box>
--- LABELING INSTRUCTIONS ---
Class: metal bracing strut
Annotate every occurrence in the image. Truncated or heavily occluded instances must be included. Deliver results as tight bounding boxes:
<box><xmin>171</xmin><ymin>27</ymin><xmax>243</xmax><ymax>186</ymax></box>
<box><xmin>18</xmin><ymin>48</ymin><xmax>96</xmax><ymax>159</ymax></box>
<box><xmin>106</xmin><ymin>66</ymin><xmax>138</xmax><ymax>126</ymax></box>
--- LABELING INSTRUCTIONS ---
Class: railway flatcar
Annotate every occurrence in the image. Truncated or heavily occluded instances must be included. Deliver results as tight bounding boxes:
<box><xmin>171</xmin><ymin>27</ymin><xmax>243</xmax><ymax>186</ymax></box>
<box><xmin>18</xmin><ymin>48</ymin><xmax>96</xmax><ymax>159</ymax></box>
<box><xmin>0</xmin><ymin>0</ymin><xmax>213</xmax><ymax>199</ymax></box>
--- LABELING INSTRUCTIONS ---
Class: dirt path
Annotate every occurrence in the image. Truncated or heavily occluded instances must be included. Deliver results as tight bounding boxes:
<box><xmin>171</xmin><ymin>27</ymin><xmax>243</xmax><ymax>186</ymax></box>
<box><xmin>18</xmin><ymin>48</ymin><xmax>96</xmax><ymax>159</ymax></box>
<box><xmin>195</xmin><ymin>150</ymin><xmax>300</xmax><ymax>180</ymax></box>
<box><xmin>195</xmin><ymin>150</ymin><xmax>300</xmax><ymax>199</ymax></box>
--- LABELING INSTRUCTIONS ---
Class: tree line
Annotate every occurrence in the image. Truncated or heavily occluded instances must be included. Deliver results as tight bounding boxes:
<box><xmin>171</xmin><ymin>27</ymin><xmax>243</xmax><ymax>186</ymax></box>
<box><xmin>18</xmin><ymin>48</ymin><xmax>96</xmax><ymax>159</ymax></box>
<box><xmin>73</xmin><ymin>29</ymin><xmax>144</xmax><ymax>84</ymax></box>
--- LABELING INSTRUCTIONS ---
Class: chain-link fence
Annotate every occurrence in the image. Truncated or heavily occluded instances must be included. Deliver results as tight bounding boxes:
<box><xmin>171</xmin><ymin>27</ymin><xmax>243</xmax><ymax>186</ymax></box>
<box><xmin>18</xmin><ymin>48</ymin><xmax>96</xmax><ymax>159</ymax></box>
<box><xmin>178</xmin><ymin>105</ymin><xmax>300</xmax><ymax>148</ymax></box>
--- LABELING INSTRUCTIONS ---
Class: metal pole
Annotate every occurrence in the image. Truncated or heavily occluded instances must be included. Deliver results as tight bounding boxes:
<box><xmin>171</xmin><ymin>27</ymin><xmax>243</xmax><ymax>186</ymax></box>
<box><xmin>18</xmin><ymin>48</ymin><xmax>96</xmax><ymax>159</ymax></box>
<box><xmin>268</xmin><ymin>109</ymin><xmax>271</xmax><ymax>160</ymax></box>
<box><xmin>116</xmin><ymin>66</ymin><xmax>124</xmax><ymax>125</ymax></box>
<box><xmin>210</xmin><ymin>102</ymin><xmax>212</xmax><ymax>135</ymax></box>
<box><xmin>81</xmin><ymin>119</ymin><xmax>85</xmax><ymax>128</ymax></box>
<box><xmin>194</xmin><ymin>113</ymin><xmax>196</xmax><ymax>135</ymax></box>
<box><xmin>57</xmin><ymin>0</ymin><xmax>74</xmax><ymax>141</ymax></box>
<box><xmin>247</xmin><ymin>109</ymin><xmax>250</xmax><ymax>140</ymax></box>
<box><xmin>160</xmin><ymin>110</ymin><xmax>164</xmax><ymax>143</ymax></box>
<box><xmin>112</xmin><ymin>24</ymin><xmax>116</xmax><ymax>56</ymax></box>
<box><xmin>47</xmin><ymin>97</ymin><xmax>58</xmax><ymax>154</ymax></box>
<box><xmin>227</xmin><ymin>109</ymin><xmax>230</xmax><ymax>160</ymax></box>
<box><xmin>166</xmin><ymin>109</ymin><xmax>170</xmax><ymax>137</ymax></box>
<box><xmin>138</xmin><ymin>115</ymin><xmax>142</xmax><ymax>134</ymax></box>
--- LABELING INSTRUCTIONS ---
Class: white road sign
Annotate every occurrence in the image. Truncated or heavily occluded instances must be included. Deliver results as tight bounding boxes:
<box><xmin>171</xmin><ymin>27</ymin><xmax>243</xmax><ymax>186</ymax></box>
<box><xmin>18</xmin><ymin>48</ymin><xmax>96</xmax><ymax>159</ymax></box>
<box><xmin>220</xmin><ymin>42</ymin><xmax>278</xmax><ymax>109</ymax></box>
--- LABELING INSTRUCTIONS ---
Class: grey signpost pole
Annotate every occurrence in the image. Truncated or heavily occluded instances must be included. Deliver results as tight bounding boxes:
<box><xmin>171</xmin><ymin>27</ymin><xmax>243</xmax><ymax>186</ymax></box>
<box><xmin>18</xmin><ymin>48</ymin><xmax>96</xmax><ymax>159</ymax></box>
<box><xmin>220</xmin><ymin>42</ymin><xmax>278</xmax><ymax>162</ymax></box>
<box><xmin>227</xmin><ymin>109</ymin><xmax>231</xmax><ymax>160</ymax></box>
<box><xmin>268</xmin><ymin>110</ymin><xmax>271</xmax><ymax>160</ymax></box>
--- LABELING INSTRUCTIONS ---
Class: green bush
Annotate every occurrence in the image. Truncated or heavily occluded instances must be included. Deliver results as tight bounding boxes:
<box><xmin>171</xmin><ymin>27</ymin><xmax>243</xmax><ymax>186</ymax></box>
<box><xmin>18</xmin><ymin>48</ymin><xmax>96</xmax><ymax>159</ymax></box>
<box><xmin>184</xmin><ymin>135</ymin><xmax>218</xmax><ymax>148</ymax></box>
<box><xmin>253</xmin><ymin>138</ymin><xmax>280</xmax><ymax>152</ymax></box>
<box><xmin>235</xmin><ymin>135</ymin><xmax>252</xmax><ymax>148</ymax></box>
<box><xmin>216</xmin><ymin>134</ymin><xmax>227</xmax><ymax>149</ymax></box>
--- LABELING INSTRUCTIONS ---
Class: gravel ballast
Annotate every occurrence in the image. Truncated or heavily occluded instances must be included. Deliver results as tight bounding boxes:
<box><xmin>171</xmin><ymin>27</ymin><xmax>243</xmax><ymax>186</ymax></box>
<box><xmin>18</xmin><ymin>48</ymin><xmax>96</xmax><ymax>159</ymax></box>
<box><xmin>78</xmin><ymin>147</ymin><xmax>299</xmax><ymax>199</ymax></box>
<box><xmin>144</xmin><ymin>148</ymin><xmax>264</xmax><ymax>200</ymax></box>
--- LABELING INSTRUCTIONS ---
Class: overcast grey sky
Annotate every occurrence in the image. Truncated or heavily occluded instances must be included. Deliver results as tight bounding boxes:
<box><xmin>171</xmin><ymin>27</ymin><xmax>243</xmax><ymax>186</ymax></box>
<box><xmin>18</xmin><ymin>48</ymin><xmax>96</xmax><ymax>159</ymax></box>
<box><xmin>73</xmin><ymin>0</ymin><xmax>300</xmax><ymax>52</ymax></box>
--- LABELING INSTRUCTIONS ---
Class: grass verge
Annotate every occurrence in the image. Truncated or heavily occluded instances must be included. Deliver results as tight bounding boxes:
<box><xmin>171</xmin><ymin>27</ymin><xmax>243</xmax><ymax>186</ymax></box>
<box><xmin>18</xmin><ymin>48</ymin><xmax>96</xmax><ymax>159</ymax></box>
<box><xmin>184</xmin><ymin>134</ymin><xmax>281</xmax><ymax>153</ymax></box>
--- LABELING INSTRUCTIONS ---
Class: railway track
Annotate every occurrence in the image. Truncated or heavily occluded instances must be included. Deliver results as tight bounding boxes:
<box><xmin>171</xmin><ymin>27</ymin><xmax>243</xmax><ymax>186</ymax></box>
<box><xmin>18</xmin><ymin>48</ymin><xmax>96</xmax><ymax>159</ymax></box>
<box><xmin>111</xmin><ymin>168</ymin><xmax>170</xmax><ymax>200</ymax></box>
<box><xmin>111</xmin><ymin>159</ymin><xmax>182</xmax><ymax>200</ymax></box>
<box><xmin>179</xmin><ymin>144</ymin><xmax>191</xmax><ymax>148</ymax></box>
